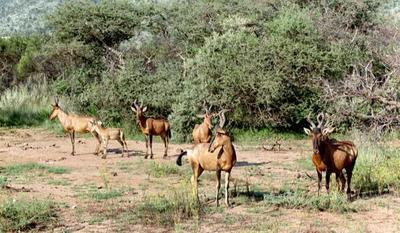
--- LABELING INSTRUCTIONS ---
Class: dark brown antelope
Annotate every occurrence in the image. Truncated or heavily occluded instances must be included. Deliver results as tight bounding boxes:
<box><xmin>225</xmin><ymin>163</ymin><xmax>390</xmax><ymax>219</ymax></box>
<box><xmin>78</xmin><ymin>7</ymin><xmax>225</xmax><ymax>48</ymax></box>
<box><xmin>177</xmin><ymin>110</ymin><xmax>236</xmax><ymax>207</ymax></box>
<box><xmin>192</xmin><ymin>103</ymin><xmax>213</xmax><ymax>144</ymax></box>
<box><xmin>130</xmin><ymin>100</ymin><xmax>171</xmax><ymax>159</ymax></box>
<box><xmin>88</xmin><ymin>120</ymin><xmax>128</xmax><ymax>159</ymax></box>
<box><xmin>49</xmin><ymin>98</ymin><xmax>101</xmax><ymax>156</ymax></box>
<box><xmin>304</xmin><ymin>113</ymin><xmax>358</xmax><ymax>198</ymax></box>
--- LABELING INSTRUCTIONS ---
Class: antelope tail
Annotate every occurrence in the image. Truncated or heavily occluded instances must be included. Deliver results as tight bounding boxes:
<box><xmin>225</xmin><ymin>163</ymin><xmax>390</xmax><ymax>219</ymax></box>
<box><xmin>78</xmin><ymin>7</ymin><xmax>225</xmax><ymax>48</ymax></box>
<box><xmin>176</xmin><ymin>150</ymin><xmax>187</xmax><ymax>166</ymax></box>
<box><xmin>167</xmin><ymin>127</ymin><xmax>172</xmax><ymax>139</ymax></box>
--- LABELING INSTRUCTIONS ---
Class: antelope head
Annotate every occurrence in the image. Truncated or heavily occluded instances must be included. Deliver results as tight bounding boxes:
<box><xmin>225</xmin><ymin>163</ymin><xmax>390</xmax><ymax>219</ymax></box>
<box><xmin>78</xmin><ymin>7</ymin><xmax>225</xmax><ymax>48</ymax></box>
<box><xmin>208</xmin><ymin>109</ymin><xmax>229</xmax><ymax>153</ymax></box>
<box><xmin>49</xmin><ymin>97</ymin><xmax>61</xmax><ymax>120</ymax></box>
<box><xmin>196</xmin><ymin>101</ymin><xmax>213</xmax><ymax>129</ymax></box>
<box><xmin>304</xmin><ymin>112</ymin><xmax>335</xmax><ymax>154</ymax></box>
<box><xmin>88</xmin><ymin>119</ymin><xmax>102</xmax><ymax>133</ymax></box>
<box><xmin>130</xmin><ymin>99</ymin><xmax>147</xmax><ymax>118</ymax></box>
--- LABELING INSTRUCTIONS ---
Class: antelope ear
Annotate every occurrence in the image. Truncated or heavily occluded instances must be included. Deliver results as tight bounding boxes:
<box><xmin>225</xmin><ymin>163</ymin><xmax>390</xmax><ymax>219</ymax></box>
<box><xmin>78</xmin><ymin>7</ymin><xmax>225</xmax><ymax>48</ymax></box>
<box><xmin>97</xmin><ymin>121</ymin><xmax>103</xmax><ymax>126</ymax></box>
<box><xmin>130</xmin><ymin>106</ymin><xmax>137</xmax><ymax>113</ymax></box>
<box><xmin>322</xmin><ymin>127</ymin><xmax>335</xmax><ymax>135</ymax></box>
<box><xmin>142</xmin><ymin>106</ymin><xmax>147</xmax><ymax>112</ymax></box>
<box><xmin>303</xmin><ymin>128</ymin><xmax>312</xmax><ymax>135</ymax></box>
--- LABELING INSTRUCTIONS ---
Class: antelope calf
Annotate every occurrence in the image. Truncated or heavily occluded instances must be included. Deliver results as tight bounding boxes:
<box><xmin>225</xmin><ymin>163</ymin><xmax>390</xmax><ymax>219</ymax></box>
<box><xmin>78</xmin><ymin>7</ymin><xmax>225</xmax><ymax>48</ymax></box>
<box><xmin>49</xmin><ymin>98</ymin><xmax>101</xmax><ymax>156</ymax></box>
<box><xmin>304</xmin><ymin>113</ymin><xmax>358</xmax><ymax>198</ymax></box>
<box><xmin>192</xmin><ymin>103</ymin><xmax>213</xmax><ymax>144</ymax></box>
<box><xmin>130</xmin><ymin>100</ymin><xmax>171</xmax><ymax>159</ymax></box>
<box><xmin>177</xmin><ymin>110</ymin><xmax>236</xmax><ymax>207</ymax></box>
<box><xmin>88</xmin><ymin>120</ymin><xmax>128</xmax><ymax>159</ymax></box>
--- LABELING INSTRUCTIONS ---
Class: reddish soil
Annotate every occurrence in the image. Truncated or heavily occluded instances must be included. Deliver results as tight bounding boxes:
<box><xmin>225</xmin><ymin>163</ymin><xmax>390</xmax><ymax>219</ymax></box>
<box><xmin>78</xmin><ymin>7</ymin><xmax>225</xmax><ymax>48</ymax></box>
<box><xmin>0</xmin><ymin>128</ymin><xmax>399</xmax><ymax>232</ymax></box>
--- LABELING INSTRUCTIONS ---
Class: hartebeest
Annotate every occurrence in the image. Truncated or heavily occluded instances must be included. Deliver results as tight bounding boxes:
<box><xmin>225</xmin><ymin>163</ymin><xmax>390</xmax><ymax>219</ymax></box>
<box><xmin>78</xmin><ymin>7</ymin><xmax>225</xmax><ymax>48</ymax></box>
<box><xmin>177</xmin><ymin>110</ymin><xmax>236</xmax><ymax>207</ymax></box>
<box><xmin>88</xmin><ymin>120</ymin><xmax>128</xmax><ymax>159</ymax></box>
<box><xmin>192</xmin><ymin>103</ymin><xmax>213</xmax><ymax>144</ymax></box>
<box><xmin>130</xmin><ymin>100</ymin><xmax>171</xmax><ymax>159</ymax></box>
<box><xmin>304</xmin><ymin>113</ymin><xmax>358</xmax><ymax>198</ymax></box>
<box><xmin>49</xmin><ymin>98</ymin><xmax>101</xmax><ymax>156</ymax></box>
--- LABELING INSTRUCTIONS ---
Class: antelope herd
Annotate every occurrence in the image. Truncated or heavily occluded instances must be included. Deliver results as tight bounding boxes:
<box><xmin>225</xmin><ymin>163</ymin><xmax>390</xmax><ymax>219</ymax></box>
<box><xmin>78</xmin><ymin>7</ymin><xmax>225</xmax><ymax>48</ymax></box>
<box><xmin>49</xmin><ymin>98</ymin><xmax>358</xmax><ymax>206</ymax></box>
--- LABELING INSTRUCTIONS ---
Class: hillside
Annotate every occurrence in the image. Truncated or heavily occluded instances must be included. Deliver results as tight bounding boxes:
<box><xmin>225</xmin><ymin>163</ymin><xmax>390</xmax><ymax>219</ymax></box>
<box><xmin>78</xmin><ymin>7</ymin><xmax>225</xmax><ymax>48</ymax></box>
<box><xmin>0</xmin><ymin>0</ymin><xmax>65</xmax><ymax>36</ymax></box>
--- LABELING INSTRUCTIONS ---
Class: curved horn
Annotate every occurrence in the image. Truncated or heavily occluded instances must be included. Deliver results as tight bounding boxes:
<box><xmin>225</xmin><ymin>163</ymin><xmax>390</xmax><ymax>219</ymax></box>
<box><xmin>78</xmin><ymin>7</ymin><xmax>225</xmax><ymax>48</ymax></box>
<box><xmin>202</xmin><ymin>100</ymin><xmax>208</xmax><ymax>113</ymax></box>
<box><xmin>306</xmin><ymin>113</ymin><xmax>316</xmax><ymax>128</ymax></box>
<box><xmin>132</xmin><ymin>99</ymin><xmax>139</xmax><ymax>109</ymax></box>
<box><xmin>54</xmin><ymin>96</ymin><xmax>60</xmax><ymax>106</ymax></box>
<box><xmin>218</xmin><ymin>109</ymin><xmax>228</xmax><ymax>128</ymax></box>
<box><xmin>139</xmin><ymin>100</ymin><xmax>143</xmax><ymax>108</ymax></box>
<box><xmin>323</xmin><ymin>113</ymin><xmax>333</xmax><ymax>129</ymax></box>
<box><xmin>317</xmin><ymin>112</ymin><xmax>325</xmax><ymax>128</ymax></box>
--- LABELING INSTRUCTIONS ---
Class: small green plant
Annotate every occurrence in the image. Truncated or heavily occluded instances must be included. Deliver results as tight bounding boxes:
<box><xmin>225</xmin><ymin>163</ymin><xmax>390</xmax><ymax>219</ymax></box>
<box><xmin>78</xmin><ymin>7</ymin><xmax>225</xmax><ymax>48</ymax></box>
<box><xmin>89</xmin><ymin>190</ymin><xmax>123</xmax><ymax>201</ymax></box>
<box><xmin>0</xmin><ymin>175</ymin><xmax>7</xmax><ymax>188</ymax></box>
<box><xmin>99</xmin><ymin>165</ymin><xmax>110</xmax><ymax>189</ymax></box>
<box><xmin>47</xmin><ymin>166</ymin><xmax>69</xmax><ymax>174</ymax></box>
<box><xmin>0</xmin><ymin>197</ymin><xmax>58</xmax><ymax>232</ymax></box>
<box><xmin>145</xmin><ymin>161</ymin><xmax>181</xmax><ymax>178</ymax></box>
<box><xmin>47</xmin><ymin>178</ymin><xmax>70</xmax><ymax>186</ymax></box>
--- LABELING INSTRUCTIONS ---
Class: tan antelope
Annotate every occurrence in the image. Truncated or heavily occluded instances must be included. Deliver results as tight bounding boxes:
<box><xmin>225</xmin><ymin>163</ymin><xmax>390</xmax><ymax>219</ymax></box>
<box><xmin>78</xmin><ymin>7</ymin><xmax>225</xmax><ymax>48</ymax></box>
<box><xmin>88</xmin><ymin>120</ymin><xmax>128</xmax><ymax>159</ymax></box>
<box><xmin>177</xmin><ymin>110</ymin><xmax>236</xmax><ymax>207</ymax></box>
<box><xmin>130</xmin><ymin>100</ymin><xmax>171</xmax><ymax>159</ymax></box>
<box><xmin>49</xmin><ymin>97</ymin><xmax>101</xmax><ymax>156</ymax></box>
<box><xmin>304</xmin><ymin>113</ymin><xmax>358</xmax><ymax>198</ymax></box>
<box><xmin>192</xmin><ymin>102</ymin><xmax>213</xmax><ymax>144</ymax></box>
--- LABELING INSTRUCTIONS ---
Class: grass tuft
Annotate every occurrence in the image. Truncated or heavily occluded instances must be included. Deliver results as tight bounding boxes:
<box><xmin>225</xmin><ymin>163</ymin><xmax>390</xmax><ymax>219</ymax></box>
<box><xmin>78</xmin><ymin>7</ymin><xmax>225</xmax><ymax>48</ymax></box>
<box><xmin>263</xmin><ymin>188</ymin><xmax>356</xmax><ymax>213</ymax></box>
<box><xmin>1</xmin><ymin>162</ymin><xmax>70</xmax><ymax>176</ymax></box>
<box><xmin>0</xmin><ymin>175</ymin><xmax>7</xmax><ymax>188</ymax></box>
<box><xmin>135</xmin><ymin>183</ymin><xmax>201</xmax><ymax>227</ymax></box>
<box><xmin>0</xmin><ymin>83</ymin><xmax>51</xmax><ymax>127</ymax></box>
<box><xmin>0</xmin><ymin>197</ymin><xmax>58</xmax><ymax>232</ymax></box>
<box><xmin>89</xmin><ymin>190</ymin><xmax>123</xmax><ymax>201</ymax></box>
<box><xmin>145</xmin><ymin>161</ymin><xmax>181</xmax><ymax>178</ymax></box>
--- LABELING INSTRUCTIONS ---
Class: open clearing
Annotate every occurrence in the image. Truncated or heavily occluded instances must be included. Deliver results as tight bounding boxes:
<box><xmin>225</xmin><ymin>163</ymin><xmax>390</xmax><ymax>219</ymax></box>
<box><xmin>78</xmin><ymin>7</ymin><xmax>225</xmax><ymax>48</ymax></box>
<box><xmin>1</xmin><ymin>128</ymin><xmax>400</xmax><ymax>232</ymax></box>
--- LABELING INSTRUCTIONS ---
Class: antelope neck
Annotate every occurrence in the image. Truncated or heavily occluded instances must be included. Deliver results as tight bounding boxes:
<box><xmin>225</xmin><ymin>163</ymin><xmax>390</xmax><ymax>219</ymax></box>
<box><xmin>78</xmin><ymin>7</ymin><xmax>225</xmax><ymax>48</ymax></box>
<box><xmin>57</xmin><ymin>109</ymin><xmax>69</xmax><ymax>123</ymax></box>
<box><xmin>204</xmin><ymin>121</ymin><xmax>212</xmax><ymax>129</ymax></box>
<box><xmin>316</xmin><ymin>137</ymin><xmax>332</xmax><ymax>157</ymax></box>
<box><xmin>137</xmin><ymin>114</ymin><xmax>147</xmax><ymax>129</ymax></box>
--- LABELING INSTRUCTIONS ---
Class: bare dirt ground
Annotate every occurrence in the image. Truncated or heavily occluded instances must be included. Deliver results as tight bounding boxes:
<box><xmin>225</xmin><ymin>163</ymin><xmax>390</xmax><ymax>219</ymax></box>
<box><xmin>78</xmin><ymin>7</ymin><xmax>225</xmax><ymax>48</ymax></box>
<box><xmin>1</xmin><ymin>128</ymin><xmax>400</xmax><ymax>233</ymax></box>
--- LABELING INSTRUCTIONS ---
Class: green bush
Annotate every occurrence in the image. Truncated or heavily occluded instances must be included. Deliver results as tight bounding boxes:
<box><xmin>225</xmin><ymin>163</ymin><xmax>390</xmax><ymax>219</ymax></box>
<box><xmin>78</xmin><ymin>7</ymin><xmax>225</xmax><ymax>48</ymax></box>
<box><xmin>352</xmin><ymin>143</ymin><xmax>400</xmax><ymax>194</ymax></box>
<box><xmin>0</xmin><ymin>197</ymin><xmax>58</xmax><ymax>232</ymax></box>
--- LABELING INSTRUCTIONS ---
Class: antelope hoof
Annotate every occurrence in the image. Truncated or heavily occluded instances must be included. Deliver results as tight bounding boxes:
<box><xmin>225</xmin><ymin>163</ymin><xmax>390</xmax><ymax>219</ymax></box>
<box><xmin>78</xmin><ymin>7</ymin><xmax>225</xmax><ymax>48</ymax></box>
<box><xmin>144</xmin><ymin>155</ymin><xmax>148</xmax><ymax>159</ymax></box>
<box><xmin>71</xmin><ymin>152</ymin><xmax>75</xmax><ymax>156</ymax></box>
<box><xmin>101</xmin><ymin>155</ymin><xmax>107</xmax><ymax>159</ymax></box>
